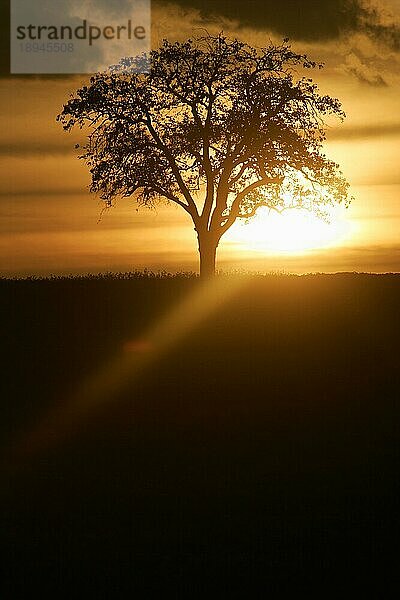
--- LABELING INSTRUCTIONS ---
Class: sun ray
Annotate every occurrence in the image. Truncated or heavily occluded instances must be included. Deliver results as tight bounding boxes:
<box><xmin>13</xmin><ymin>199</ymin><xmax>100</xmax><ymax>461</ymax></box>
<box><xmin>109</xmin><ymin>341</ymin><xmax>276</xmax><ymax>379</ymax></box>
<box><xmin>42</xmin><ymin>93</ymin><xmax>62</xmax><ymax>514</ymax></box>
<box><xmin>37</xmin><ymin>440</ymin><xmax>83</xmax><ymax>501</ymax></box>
<box><xmin>4</xmin><ymin>275</ymin><xmax>245</xmax><ymax>466</ymax></box>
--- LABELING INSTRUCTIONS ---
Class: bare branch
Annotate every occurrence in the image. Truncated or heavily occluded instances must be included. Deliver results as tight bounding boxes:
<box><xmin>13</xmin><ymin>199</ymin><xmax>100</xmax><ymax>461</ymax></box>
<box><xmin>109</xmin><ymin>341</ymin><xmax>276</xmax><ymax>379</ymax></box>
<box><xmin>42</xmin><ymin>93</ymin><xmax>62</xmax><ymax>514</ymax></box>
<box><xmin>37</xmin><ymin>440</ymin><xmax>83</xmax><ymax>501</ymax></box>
<box><xmin>220</xmin><ymin>176</ymin><xmax>284</xmax><ymax>234</ymax></box>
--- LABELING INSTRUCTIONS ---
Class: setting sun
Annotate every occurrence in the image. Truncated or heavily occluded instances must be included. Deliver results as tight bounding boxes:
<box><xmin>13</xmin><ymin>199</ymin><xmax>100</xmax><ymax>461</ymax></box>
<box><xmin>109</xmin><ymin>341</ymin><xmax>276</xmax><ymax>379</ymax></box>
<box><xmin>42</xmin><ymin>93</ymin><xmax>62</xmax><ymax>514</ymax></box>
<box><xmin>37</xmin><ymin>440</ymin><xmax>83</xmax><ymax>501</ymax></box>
<box><xmin>230</xmin><ymin>206</ymin><xmax>355</xmax><ymax>255</ymax></box>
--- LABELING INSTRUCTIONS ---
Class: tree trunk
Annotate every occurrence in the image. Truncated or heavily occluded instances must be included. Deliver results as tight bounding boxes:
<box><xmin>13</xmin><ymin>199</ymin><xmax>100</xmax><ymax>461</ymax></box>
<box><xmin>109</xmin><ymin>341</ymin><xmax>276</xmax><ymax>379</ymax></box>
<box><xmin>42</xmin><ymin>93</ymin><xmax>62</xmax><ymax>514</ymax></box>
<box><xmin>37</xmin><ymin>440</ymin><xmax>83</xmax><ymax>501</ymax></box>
<box><xmin>198</xmin><ymin>236</ymin><xmax>217</xmax><ymax>278</ymax></box>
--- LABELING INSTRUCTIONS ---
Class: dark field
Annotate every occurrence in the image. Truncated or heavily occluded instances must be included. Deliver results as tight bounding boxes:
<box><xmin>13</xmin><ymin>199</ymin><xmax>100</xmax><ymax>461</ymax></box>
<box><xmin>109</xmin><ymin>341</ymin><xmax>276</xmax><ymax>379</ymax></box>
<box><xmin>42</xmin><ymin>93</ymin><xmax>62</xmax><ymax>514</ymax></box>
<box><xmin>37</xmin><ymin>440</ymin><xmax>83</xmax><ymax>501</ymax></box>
<box><xmin>1</xmin><ymin>273</ymin><xmax>400</xmax><ymax>594</ymax></box>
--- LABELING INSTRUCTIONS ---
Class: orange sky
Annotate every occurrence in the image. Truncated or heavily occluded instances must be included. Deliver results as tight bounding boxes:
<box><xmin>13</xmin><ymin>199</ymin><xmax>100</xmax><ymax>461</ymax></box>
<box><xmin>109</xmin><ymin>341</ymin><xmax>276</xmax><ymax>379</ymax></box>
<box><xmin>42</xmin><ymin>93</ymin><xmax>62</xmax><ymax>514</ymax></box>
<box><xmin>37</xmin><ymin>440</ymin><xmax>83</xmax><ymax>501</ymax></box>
<box><xmin>1</xmin><ymin>1</ymin><xmax>400</xmax><ymax>275</ymax></box>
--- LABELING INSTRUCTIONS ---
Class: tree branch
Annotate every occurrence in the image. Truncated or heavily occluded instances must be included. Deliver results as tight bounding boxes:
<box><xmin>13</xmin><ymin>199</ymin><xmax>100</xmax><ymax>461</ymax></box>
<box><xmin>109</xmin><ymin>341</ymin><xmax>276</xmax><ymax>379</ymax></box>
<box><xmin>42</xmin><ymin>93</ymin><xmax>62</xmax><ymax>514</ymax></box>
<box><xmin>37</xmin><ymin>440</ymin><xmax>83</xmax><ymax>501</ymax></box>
<box><xmin>150</xmin><ymin>185</ymin><xmax>194</xmax><ymax>214</ymax></box>
<box><xmin>200</xmin><ymin>86</ymin><xmax>215</xmax><ymax>229</ymax></box>
<box><xmin>219</xmin><ymin>175</ymin><xmax>283</xmax><ymax>234</ymax></box>
<box><xmin>143</xmin><ymin>110</ymin><xmax>199</xmax><ymax>222</ymax></box>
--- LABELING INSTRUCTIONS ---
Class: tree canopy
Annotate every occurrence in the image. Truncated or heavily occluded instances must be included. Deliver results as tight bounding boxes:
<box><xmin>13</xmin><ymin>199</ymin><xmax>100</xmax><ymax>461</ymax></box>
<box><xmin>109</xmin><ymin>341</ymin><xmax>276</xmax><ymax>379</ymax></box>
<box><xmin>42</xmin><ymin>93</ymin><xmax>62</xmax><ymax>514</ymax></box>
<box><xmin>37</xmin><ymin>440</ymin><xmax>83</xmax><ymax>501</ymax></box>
<box><xmin>58</xmin><ymin>35</ymin><xmax>351</xmax><ymax>276</ymax></box>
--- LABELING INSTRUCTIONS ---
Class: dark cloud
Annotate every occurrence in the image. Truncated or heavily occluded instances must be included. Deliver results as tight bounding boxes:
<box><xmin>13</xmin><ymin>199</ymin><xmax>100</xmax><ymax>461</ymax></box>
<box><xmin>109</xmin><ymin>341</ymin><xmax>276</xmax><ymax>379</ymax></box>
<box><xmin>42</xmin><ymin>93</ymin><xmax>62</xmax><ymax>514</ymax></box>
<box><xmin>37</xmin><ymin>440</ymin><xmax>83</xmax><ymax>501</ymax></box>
<box><xmin>0</xmin><ymin>141</ymin><xmax>74</xmax><ymax>157</ymax></box>
<box><xmin>2</xmin><ymin>123</ymin><xmax>400</xmax><ymax>160</ymax></box>
<box><xmin>0</xmin><ymin>2</ymin><xmax>10</xmax><ymax>77</ymax></box>
<box><xmin>327</xmin><ymin>122</ymin><xmax>400</xmax><ymax>140</ymax></box>
<box><xmin>359</xmin><ymin>4</ymin><xmax>400</xmax><ymax>50</ymax></box>
<box><xmin>84</xmin><ymin>0</ymin><xmax>138</xmax><ymax>18</ymax></box>
<box><xmin>2</xmin><ymin>1</ymin><xmax>399</xmax><ymax>77</ymax></box>
<box><xmin>344</xmin><ymin>52</ymin><xmax>388</xmax><ymax>86</ymax></box>
<box><xmin>0</xmin><ymin>0</ymin><xmax>142</xmax><ymax>78</ymax></box>
<box><xmin>0</xmin><ymin>3</ymin><xmax>77</xmax><ymax>78</ymax></box>
<box><xmin>158</xmin><ymin>0</ymin><xmax>400</xmax><ymax>48</ymax></box>
<box><xmin>363</xmin><ymin>20</ymin><xmax>400</xmax><ymax>51</ymax></box>
<box><xmin>346</xmin><ymin>66</ymin><xmax>387</xmax><ymax>86</ymax></box>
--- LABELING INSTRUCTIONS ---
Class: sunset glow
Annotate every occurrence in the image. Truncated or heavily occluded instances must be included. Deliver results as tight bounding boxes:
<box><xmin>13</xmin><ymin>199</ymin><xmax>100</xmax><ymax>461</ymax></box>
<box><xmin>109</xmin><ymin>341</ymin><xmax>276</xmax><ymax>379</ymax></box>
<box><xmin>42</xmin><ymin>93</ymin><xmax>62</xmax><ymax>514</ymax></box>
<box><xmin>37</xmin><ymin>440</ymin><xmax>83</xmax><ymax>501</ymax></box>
<box><xmin>231</xmin><ymin>206</ymin><xmax>356</xmax><ymax>255</ymax></box>
<box><xmin>1</xmin><ymin>1</ymin><xmax>399</xmax><ymax>276</ymax></box>
<box><xmin>3</xmin><ymin>2</ymin><xmax>400</xmax><ymax>593</ymax></box>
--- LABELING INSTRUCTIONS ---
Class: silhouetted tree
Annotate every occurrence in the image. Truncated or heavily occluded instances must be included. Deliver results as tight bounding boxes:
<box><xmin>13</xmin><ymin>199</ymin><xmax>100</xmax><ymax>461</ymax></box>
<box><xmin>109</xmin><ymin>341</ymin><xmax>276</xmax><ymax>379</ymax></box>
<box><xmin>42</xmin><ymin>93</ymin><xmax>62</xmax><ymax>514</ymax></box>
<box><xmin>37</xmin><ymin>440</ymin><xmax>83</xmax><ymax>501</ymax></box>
<box><xmin>58</xmin><ymin>35</ymin><xmax>351</xmax><ymax>277</ymax></box>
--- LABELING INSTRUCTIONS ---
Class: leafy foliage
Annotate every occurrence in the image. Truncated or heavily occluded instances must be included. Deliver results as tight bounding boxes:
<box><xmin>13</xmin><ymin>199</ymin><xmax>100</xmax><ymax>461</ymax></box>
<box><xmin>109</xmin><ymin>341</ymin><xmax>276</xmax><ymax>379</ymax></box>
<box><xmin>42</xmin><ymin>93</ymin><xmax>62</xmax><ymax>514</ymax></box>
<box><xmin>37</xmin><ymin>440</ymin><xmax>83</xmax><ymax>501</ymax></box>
<box><xmin>58</xmin><ymin>35</ymin><xmax>352</xmax><ymax>270</ymax></box>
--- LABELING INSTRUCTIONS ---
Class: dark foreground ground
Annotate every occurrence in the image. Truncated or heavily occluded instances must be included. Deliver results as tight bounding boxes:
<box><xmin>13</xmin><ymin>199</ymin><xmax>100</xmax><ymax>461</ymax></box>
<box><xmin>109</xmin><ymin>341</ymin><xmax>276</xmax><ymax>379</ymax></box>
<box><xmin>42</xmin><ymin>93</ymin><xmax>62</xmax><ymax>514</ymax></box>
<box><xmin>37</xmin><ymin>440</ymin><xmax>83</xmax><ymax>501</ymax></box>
<box><xmin>1</xmin><ymin>273</ymin><xmax>400</xmax><ymax>595</ymax></box>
